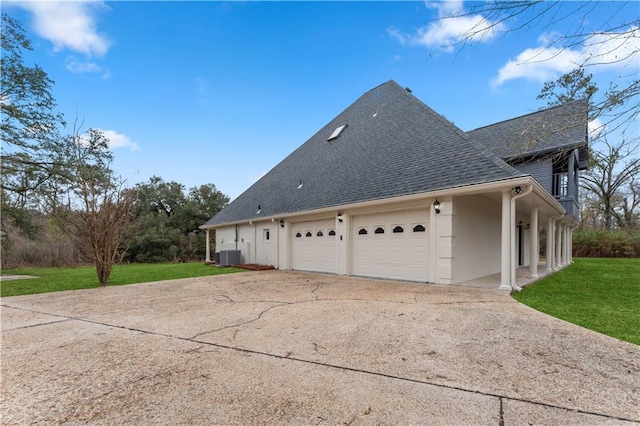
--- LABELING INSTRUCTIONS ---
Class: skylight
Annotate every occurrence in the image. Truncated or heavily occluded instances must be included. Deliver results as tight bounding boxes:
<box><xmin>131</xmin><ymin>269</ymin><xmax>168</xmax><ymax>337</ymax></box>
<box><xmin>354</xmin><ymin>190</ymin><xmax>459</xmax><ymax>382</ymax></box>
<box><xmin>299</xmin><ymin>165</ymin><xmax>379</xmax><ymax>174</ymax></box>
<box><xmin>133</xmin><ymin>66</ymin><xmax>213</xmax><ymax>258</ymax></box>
<box><xmin>327</xmin><ymin>124</ymin><xmax>347</xmax><ymax>141</ymax></box>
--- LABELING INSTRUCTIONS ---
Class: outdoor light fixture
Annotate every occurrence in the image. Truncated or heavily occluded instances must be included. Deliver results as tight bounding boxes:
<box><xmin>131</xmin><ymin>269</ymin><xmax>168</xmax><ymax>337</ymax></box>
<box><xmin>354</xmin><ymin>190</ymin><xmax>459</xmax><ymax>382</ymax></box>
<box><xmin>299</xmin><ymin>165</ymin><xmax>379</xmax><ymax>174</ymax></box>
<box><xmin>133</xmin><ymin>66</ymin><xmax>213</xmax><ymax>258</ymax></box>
<box><xmin>514</xmin><ymin>186</ymin><xmax>522</xmax><ymax>195</ymax></box>
<box><xmin>525</xmin><ymin>223</ymin><xmax>530</xmax><ymax>230</ymax></box>
<box><xmin>433</xmin><ymin>199</ymin><xmax>441</xmax><ymax>214</ymax></box>
<box><xmin>279</xmin><ymin>219</ymin><xmax>284</xmax><ymax>228</ymax></box>
<box><xmin>518</xmin><ymin>220</ymin><xmax>523</xmax><ymax>227</ymax></box>
<box><xmin>337</xmin><ymin>212</ymin><xmax>343</xmax><ymax>223</ymax></box>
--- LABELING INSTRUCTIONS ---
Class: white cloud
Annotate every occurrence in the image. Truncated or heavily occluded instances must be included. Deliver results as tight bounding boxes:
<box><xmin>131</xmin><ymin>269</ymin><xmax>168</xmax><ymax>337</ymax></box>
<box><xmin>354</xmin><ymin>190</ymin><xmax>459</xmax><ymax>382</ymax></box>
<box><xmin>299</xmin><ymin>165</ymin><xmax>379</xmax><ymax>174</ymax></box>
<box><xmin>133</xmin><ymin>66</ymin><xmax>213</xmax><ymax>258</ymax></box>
<box><xmin>99</xmin><ymin>129</ymin><xmax>140</xmax><ymax>151</ymax></box>
<box><xmin>65</xmin><ymin>56</ymin><xmax>110</xmax><ymax>78</ymax></box>
<box><xmin>16</xmin><ymin>1</ymin><xmax>110</xmax><ymax>57</ymax></box>
<box><xmin>389</xmin><ymin>1</ymin><xmax>504</xmax><ymax>52</ymax></box>
<box><xmin>494</xmin><ymin>27</ymin><xmax>640</xmax><ymax>86</ymax></box>
<box><xmin>588</xmin><ymin>118</ymin><xmax>605</xmax><ymax>139</ymax></box>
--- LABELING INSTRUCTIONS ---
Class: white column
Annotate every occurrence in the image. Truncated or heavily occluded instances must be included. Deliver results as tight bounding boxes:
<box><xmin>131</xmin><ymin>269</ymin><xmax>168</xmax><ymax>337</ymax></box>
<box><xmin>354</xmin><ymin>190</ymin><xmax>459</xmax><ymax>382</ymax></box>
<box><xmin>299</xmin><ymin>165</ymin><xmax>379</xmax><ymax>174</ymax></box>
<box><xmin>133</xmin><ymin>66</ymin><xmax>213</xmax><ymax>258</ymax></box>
<box><xmin>529</xmin><ymin>207</ymin><xmax>539</xmax><ymax>278</ymax></box>
<box><xmin>569</xmin><ymin>227</ymin><xmax>574</xmax><ymax>263</ymax></box>
<box><xmin>205</xmin><ymin>229</ymin><xmax>211</xmax><ymax>262</ymax></box>
<box><xmin>562</xmin><ymin>226</ymin><xmax>569</xmax><ymax>265</ymax></box>
<box><xmin>499</xmin><ymin>189</ymin><xmax>512</xmax><ymax>290</ymax></box>
<box><xmin>555</xmin><ymin>222</ymin><xmax>562</xmax><ymax>270</ymax></box>
<box><xmin>546</xmin><ymin>216</ymin><xmax>554</xmax><ymax>271</ymax></box>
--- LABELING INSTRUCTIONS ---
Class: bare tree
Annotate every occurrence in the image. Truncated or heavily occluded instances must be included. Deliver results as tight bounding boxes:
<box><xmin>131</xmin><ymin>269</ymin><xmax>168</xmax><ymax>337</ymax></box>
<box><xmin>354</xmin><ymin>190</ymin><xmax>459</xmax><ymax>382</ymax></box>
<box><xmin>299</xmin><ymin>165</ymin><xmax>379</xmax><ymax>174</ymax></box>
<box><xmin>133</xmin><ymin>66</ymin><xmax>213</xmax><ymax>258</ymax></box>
<box><xmin>438</xmin><ymin>1</ymin><xmax>639</xmax><ymax>134</ymax></box>
<box><xmin>56</xmin><ymin>129</ymin><xmax>134</xmax><ymax>286</ymax></box>
<box><xmin>581</xmin><ymin>135</ymin><xmax>640</xmax><ymax>230</ymax></box>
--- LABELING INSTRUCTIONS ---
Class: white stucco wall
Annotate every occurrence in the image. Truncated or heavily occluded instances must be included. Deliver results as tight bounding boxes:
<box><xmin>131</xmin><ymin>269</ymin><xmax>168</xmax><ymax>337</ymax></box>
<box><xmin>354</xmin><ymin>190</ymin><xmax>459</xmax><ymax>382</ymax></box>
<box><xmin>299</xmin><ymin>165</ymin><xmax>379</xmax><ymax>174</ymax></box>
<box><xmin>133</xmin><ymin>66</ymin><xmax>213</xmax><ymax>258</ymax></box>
<box><xmin>452</xmin><ymin>195</ymin><xmax>502</xmax><ymax>283</ymax></box>
<box><xmin>214</xmin><ymin>222</ymin><xmax>278</xmax><ymax>266</ymax></box>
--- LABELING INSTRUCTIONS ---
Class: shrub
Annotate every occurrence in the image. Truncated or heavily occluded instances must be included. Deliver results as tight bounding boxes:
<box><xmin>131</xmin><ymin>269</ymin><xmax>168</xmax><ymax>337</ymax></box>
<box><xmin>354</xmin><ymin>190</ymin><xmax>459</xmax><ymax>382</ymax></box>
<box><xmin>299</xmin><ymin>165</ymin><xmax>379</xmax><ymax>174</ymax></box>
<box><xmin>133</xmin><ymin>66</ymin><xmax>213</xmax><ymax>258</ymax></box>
<box><xmin>573</xmin><ymin>229</ymin><xmax>640</xmax><ymax>258</ymax></box>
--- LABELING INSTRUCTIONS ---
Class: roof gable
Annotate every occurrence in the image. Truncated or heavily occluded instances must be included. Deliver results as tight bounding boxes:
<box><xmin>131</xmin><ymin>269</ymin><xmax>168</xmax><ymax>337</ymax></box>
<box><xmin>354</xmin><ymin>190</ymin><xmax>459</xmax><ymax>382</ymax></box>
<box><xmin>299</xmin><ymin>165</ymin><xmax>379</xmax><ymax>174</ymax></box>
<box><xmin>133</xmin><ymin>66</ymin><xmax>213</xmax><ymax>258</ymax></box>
<box><xmin>205</xmin><ymin>80</ymin><xmax>524</xmax><ymax>226</ymax></box>
<box><xmin>467</xmin><ymin>99</ymin><xmax>588</xmax><ymax>161</ymax></box>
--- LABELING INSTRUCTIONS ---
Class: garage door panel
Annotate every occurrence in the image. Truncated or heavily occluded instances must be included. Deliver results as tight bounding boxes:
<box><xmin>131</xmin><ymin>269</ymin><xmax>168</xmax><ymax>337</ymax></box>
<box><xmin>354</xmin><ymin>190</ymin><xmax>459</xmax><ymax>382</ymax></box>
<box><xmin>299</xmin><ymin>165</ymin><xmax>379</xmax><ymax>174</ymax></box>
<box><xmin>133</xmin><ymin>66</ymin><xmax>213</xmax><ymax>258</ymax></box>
<box><xmin>292</xmin><ymin>219</ymin><xmax>337</xmax><ymax>273</ymax></box>
<box><xmin>353</xmin><ymin>209</ymin><xmax>429</xmax><ymax>282</ymax></box>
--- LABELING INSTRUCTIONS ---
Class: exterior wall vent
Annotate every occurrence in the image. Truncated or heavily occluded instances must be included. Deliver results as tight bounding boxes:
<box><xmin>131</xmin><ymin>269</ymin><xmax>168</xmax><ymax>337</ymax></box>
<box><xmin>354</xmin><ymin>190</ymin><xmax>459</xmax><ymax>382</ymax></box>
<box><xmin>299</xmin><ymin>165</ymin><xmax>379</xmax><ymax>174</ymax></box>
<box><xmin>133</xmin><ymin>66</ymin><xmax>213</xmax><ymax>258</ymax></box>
<box><xmin>328</xmin><ymin>124</ymin><xmax>347</xmax><ymax>141</ymax></box>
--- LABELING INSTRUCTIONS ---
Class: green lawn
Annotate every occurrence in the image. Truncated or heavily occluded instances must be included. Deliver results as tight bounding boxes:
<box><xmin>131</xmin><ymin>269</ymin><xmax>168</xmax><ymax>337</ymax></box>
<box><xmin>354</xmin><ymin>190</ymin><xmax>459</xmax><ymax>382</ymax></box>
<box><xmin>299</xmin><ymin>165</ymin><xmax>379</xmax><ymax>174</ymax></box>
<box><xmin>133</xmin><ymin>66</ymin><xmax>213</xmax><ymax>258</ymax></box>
<box><xmin>513</xmin><ymin>258</ymin><xmax>640</xmax><ymax>345</ymax></box>
<box><xmin>0</xmin><ymin>263</ymin><xmax>246</xmax><ymax>297</ymax></box>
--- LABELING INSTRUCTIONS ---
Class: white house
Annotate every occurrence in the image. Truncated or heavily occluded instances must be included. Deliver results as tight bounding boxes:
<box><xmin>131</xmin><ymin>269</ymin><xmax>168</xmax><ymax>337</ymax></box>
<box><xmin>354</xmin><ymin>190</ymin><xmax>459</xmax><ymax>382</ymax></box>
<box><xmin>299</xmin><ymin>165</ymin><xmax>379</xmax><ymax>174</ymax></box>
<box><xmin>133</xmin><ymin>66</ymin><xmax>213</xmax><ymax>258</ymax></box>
<box><xmin>201</xmin><ymin>81</ymin><xmax>588</xmax><ymax>290</ymax></box>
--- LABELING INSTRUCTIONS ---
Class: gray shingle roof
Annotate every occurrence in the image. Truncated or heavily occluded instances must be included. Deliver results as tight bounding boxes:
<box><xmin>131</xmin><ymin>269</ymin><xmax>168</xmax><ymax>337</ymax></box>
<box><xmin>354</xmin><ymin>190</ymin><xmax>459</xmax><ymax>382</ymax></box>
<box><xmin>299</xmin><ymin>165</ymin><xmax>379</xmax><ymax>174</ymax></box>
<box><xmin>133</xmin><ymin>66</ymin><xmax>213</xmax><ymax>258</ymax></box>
<box><xmin>204</xmin><ymin>80</ymin><xmax>524</xmax><ymax>227</ymax></box>
<box><xmin>467</xmin><ymin>99</ymin><xmax>588</xmax><ymax>160</ymax></box>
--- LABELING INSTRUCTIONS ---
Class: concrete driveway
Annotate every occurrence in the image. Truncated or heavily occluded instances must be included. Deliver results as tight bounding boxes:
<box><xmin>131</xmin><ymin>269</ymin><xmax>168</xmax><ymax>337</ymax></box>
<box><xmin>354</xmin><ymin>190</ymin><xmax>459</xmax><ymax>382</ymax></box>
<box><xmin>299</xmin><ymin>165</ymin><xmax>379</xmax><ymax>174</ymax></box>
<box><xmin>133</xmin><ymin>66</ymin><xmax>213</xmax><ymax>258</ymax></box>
<box><xmin>1</xmin><ymin>270</ymin><xmax>638</xmax><ymax>424</ymax></box>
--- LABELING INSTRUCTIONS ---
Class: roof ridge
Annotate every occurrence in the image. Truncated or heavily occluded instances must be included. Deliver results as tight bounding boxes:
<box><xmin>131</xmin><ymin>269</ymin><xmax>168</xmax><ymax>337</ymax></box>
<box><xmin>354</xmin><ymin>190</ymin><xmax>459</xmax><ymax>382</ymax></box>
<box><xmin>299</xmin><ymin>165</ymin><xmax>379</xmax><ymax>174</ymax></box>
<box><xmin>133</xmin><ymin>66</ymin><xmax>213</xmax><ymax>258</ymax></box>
<box><xmin>469</xmin><ymin>98</ymin><xmax>588</xmax><ymax>132</ymax></box>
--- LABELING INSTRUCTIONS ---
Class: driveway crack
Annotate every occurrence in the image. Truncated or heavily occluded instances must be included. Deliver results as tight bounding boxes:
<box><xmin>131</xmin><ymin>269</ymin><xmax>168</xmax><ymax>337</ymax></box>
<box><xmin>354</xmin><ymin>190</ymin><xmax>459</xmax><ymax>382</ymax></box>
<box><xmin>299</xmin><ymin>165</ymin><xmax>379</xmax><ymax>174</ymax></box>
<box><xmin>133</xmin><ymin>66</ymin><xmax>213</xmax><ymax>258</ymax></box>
<box><xmin>189</xmin><ymin>302</ymin><xmax>290</xmax><ymax>340</ymax></box>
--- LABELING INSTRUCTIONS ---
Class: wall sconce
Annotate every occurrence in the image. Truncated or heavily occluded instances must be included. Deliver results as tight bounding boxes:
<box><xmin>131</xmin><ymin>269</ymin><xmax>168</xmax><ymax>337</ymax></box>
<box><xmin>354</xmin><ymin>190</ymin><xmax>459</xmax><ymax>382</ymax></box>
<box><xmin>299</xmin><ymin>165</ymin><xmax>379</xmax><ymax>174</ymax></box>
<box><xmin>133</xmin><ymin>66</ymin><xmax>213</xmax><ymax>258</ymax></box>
<box><xmin>337</xmin><ymin>212</ymin><xmax>343</xmax><ymax>223</ymax></box>
<box><xmin>514</xmin><ymin>186</ymin><xmax>522</xmax><ymax>195</ymax></box>
<box><xmin>433</xmin><ymin>199</ymin><xmax>441</xmax><ymax>214</ymax></box>
<box><xmin>525</xmin><ymin>223</ymin><xmax>530</xmax><ymax>230</ymax></box>
<box><xmin>279</xmin><ymin>219</ymin><xmax>284</xmax><ymax>228</ymax></box>
<box><xmin>518</xmin><ymin>220</ymin><xmax>523</xmax><ymax>227</ymax></box>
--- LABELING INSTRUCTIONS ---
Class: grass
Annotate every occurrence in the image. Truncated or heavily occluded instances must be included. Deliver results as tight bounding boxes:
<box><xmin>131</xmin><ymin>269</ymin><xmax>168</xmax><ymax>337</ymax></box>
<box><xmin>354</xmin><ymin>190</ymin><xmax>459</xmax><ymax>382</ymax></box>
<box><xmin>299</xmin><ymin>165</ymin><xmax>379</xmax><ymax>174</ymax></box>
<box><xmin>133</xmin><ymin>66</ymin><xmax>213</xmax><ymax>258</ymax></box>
<box><xmin>513</xmin><ymin>258</ymin><xmax>640</xmax><ymax>345</ymax></box>
<box><xmin>0</xmin><ymin>263</ymin><xmax>246</xmax><ymax>297</ymax></box>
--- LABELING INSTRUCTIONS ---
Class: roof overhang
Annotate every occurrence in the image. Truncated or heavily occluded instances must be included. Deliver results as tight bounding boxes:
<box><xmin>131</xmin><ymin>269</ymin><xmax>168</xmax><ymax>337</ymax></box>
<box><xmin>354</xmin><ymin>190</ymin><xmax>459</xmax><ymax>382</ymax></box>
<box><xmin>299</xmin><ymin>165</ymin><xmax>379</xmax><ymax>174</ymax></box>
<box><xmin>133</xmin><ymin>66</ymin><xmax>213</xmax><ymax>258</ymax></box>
<box><xmin>200</xmin><ymin>176</ymin><xmax>566</xmax><ymax>230</ymax></box>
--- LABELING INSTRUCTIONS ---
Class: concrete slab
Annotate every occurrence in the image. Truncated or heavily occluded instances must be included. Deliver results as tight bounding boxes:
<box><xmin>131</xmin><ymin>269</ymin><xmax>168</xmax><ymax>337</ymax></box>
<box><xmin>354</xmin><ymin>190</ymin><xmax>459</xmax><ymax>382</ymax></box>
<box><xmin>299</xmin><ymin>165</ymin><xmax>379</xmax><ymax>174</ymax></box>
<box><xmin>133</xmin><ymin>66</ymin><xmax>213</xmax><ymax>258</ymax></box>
<box><xmin>1</xmin><ymin>270</ymin><xmax>638</xmax><ymax>424</ymax></box>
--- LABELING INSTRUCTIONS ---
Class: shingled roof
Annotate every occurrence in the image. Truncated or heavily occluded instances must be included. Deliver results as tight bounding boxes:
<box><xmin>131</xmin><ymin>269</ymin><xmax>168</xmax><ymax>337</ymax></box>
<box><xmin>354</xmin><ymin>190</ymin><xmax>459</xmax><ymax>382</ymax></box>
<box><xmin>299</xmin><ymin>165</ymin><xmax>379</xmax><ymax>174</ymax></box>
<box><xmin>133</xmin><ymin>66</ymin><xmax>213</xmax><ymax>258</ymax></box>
<box><xmin>467</xmin><ymin>98</ymin><xmax>588</xmax><ymax>161</ymax></box>
<box><xmin>204</xmin><ymin>80</ymin><xmax>524</xmax><ymax>227</ymax></box>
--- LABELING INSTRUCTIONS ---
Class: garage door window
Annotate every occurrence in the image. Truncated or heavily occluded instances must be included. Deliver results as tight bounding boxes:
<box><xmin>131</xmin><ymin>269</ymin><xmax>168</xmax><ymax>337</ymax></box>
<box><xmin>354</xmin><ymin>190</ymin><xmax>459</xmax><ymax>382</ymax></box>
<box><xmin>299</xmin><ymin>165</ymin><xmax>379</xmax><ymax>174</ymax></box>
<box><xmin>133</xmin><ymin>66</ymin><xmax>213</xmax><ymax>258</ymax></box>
<box><xmin>317</xmin><ymin>230</ymin><xmax>324</xmax><ymax>237</ymax></box>
<box><xmin>374</xmin><ymin>227</ymin><xmax>385</xmax><ymax>234</ymax></box>
<box><xmin>305</xmin><ymin>231</ymin><xmax>312</xmax><ymax>237</ymax></box>
<box><xmin>328</xmin><ymin>229</ymin><xmax>336</xmax><ymax>236</ymax></box>
<box><xmin>413</xmin><ymin>224</ymin><xmax>426</xmax><ymax>232</ymax></box>
<box><xmin>358</xmin><ymin>228</ymin><xmax>368</xmax><ymax>235</ymax></box>
<box><xmin>393</xmin><ymin>225</ymin><xmax>404</xmax><ymax>233</ymax></box>
<box><xmin>295</xmin><ymin>232</ymin><xmax>302</xmax><ymax>238</ymax></box>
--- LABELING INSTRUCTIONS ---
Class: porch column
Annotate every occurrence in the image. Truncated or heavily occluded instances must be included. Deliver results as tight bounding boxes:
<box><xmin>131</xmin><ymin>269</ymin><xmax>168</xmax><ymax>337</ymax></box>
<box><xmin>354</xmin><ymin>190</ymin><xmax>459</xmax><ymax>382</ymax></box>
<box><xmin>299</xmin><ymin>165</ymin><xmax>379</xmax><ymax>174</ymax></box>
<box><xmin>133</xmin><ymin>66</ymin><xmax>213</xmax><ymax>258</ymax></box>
<box><xmin>546</xmin><ymin>216</ymin><xmax>554</xmax><ymax>271</ymax></box>
<box><xmin>529</xmin><ymin>207</ymin><xmax>539</xmax><ymax>278</ymax></box>
<box><xmin>569</xmin><ymin>227</ymin><xmax>574</xmax><ymax>263</ymax></box>
<box><xmin>205</xmin><ymin>229</ymin><xmax>211</xmax><ymax>262</ymax></box>
<box><xmin>562</xmin><ymin>226</ymin><xmax>569</xmax><ymax>265</ymax></box>
<box><xmin>499</xmin><ymin>189</ymin><xmax>512</xmax><ymax>290</ymax></box>
<box><xmin>555</xmin><ymin>222</ymin><xmax>562</xmax><ymax>270</ymax></box>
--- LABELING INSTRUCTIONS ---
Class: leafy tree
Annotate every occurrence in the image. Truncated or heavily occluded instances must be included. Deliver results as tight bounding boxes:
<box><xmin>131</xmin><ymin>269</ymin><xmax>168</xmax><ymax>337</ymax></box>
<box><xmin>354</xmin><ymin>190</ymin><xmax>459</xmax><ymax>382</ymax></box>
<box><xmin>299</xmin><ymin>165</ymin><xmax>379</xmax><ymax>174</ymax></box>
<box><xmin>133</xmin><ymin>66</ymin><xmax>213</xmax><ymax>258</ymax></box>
<box><xmin>1</xmin><ymin>13</ymin><xmax>66</xmax><ymax>200</ymax></box>
<box><xmin>127</xmin><ymin>177</ymin><xmax>228</xmax><ymax>263</ymax></box>
<box><xmin>537</xmin><ymin>68</ymin><xmax>598</xmax><ymax>114</ymax></box>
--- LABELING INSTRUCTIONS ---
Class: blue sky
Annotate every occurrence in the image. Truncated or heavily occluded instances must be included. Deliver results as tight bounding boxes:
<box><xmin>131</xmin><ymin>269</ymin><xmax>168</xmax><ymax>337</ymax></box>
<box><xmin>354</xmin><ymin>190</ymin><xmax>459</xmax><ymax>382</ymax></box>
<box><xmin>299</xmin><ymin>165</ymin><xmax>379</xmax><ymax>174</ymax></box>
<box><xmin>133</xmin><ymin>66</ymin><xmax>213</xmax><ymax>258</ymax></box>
<box><xmin>4</xmin><ymin>1</ymin><xmax>639</xmax><ymax>200</ymax></box>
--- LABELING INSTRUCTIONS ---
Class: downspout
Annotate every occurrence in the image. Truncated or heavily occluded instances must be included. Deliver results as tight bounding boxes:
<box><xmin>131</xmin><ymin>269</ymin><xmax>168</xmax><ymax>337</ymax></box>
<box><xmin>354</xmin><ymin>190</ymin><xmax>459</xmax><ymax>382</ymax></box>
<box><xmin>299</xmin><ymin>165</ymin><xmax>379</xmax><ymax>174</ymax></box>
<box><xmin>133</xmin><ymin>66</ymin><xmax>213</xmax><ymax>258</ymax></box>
<box><xmin>510</xmin><ymin>184</ymin><xmax>533</xmax><ymax>292</ymax></box>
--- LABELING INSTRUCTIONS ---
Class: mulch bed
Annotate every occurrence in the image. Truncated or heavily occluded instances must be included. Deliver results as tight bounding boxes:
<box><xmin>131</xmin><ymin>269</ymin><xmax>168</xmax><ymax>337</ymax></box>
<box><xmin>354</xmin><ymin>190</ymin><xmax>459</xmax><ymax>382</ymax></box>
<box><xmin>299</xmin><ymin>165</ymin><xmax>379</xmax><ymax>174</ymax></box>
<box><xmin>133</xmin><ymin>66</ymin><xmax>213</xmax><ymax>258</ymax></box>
<box><xmin>230</xmin><ymin>264</ymin><xmax>275</xmax><ymax>271</ymax></box>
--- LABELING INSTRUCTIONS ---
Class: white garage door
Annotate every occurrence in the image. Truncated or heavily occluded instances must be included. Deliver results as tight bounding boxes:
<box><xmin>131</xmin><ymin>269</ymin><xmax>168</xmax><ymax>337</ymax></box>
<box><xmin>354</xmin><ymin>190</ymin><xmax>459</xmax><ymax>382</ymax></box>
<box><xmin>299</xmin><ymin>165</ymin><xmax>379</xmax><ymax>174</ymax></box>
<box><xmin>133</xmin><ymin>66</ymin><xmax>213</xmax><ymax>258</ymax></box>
<box><xmin>291</xmin><ymin>219</ymin><xmax>337</xmax><ymax>273</ymax></box>
<box><xmin>352</xmin><ymin>209</ymin><xmax>429</xmax><ymax>282</ymax></box>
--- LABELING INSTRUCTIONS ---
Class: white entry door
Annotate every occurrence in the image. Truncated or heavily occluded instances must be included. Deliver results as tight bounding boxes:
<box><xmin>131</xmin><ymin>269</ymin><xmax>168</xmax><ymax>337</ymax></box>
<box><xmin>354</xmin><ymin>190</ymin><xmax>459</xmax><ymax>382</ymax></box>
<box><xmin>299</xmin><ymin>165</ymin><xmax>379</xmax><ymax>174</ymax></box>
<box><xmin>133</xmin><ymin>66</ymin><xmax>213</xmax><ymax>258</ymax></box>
<box><xmin>291</xmin><ymin>219</ymin><xmax>337</xmax><ymax>273</ymax></box>
<box><xmin>352</xmin><ymin>209</ymin><xmax>429</xmax><ymax>282</ymax></box>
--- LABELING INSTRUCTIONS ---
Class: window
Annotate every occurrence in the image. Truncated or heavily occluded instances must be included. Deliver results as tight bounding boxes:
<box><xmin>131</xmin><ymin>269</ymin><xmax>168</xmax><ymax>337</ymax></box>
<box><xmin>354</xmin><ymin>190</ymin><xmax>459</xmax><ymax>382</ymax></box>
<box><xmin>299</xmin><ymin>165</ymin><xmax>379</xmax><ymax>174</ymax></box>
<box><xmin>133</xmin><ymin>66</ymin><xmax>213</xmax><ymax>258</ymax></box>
<box><xmin>358</xmin><ymin>228</ymin><xmax>368</xmax><ymax>235</ymax></box>
<box><xmin>374</xmin><ymin>227</ymin><xmax>385</xmax><ymax>234</ymax></box>
<box><xmin>316</xmin><ymin>231</ymin><xmax>324</xmax><ymax>237</ymax></box>
<box><xmin>413</xmin><ymin>224</ymin><xmax>426</xmax><ymax>233</ymax></box>
<box><xmin>328</xmin><ymin>124</ymin><xmax>347</xmax><ymax>141</ymax></box>
<box><xmin>328</xmin><ymin>229</ymin><xmax>336</xmax><ymax>236</ymax></box>
<box><xmin>295</xmin><ymin>232</ymin><xmax>302</xmax><ymax>238</ymax></box>
<box><xmin>305</xmin><ymin>231</ymin><xmax>312</xmax><ymax>237</ymax></box>
<box><xmin>393</xmin><ymin>226</ymin><xmax>404</xmax><ymax>233</ymax></box>
<box><xmin>263</xmin><ymin>229</ymin><xmax>270</xmax><ymax>241</ymax></box>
